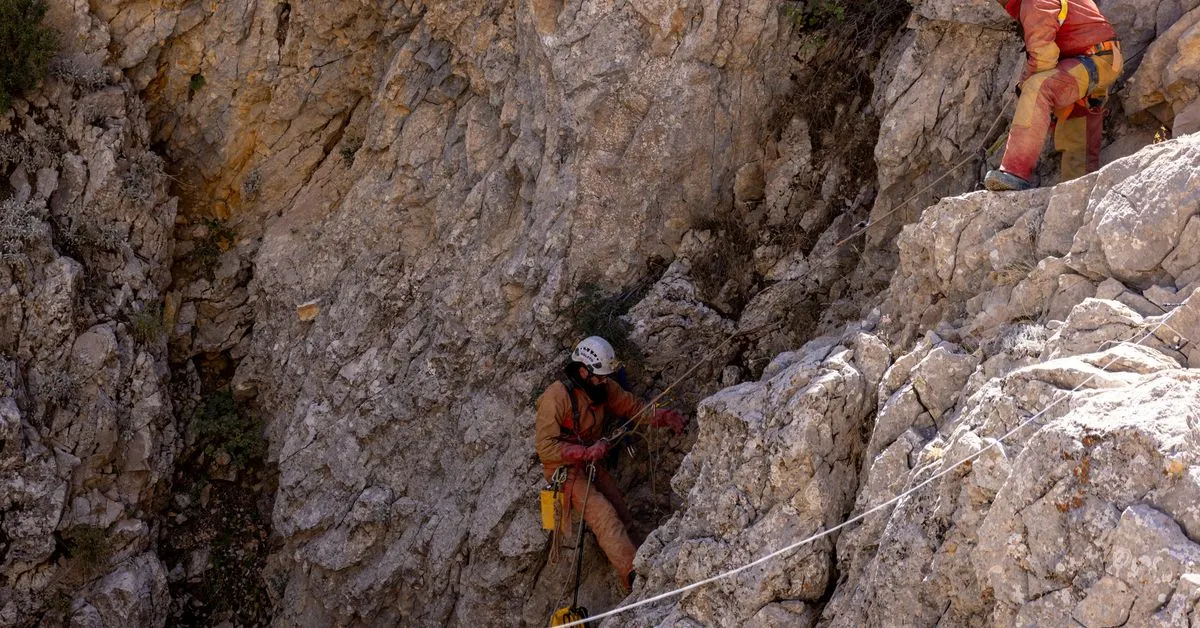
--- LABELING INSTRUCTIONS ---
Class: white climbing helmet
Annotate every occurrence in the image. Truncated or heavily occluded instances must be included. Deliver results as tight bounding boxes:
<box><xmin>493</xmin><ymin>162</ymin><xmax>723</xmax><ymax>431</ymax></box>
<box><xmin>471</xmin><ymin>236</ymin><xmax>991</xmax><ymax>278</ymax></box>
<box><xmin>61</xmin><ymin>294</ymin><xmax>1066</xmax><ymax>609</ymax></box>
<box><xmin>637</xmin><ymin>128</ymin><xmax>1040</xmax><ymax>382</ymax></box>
<box><xmin>571</xmin><ymin>336</ymin><xmax>618</xmax><ymax>375</ymax></box>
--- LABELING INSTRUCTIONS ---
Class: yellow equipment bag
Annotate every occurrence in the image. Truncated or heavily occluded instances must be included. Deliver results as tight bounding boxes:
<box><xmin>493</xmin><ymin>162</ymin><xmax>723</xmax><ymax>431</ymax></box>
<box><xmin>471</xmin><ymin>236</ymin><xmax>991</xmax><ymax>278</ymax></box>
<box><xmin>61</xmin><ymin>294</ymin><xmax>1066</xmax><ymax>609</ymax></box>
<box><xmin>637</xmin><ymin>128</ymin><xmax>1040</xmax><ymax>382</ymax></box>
<box><xmin>541</xmin><ymin>467</ymin><xmax>569</xmax><ymax>531</ymax></box>
<box><xmin>540</xmin><ymin>487</ymin><xmax>565</xmax><ymax>531</ymax></box>
<box><xmin>549</xmin><ymin>605</ymin><xmax>588</xmax><ymax>627</ymax></box>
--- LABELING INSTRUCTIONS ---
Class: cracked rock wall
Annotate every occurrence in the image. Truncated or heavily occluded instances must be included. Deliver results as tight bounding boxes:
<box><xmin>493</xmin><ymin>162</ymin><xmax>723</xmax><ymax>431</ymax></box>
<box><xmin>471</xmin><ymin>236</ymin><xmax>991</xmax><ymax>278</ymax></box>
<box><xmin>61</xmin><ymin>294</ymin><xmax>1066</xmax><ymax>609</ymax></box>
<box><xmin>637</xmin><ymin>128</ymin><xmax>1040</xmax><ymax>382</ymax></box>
<box><xmin>0</xmin><ymin>3</ymin><xmax>176</xmax><ymax>623</ymax></box>
<box><xmin>83</xmin><ymin>0</ymin><xmax>817</xmax><ymax>624</ymax></box>
<box><xmin>6</xmin><ymin>0</ymin><xmax>1200</xmax><ymax>625</ymax></box>
<box><xmin>620</xmin><ymin>135</ymin><xmax>1200</xmax><ymax>626</ymax></box>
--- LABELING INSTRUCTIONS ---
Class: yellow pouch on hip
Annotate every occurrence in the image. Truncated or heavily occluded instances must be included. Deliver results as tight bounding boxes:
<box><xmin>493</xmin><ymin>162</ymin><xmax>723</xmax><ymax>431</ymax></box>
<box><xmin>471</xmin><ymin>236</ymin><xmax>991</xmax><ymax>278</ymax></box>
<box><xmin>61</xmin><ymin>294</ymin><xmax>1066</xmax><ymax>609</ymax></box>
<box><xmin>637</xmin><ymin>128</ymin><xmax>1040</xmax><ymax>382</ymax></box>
<box><xmin>540</xmin><ymin>488</ymin><xmax>564</xmax><ymax>530</ymax></box>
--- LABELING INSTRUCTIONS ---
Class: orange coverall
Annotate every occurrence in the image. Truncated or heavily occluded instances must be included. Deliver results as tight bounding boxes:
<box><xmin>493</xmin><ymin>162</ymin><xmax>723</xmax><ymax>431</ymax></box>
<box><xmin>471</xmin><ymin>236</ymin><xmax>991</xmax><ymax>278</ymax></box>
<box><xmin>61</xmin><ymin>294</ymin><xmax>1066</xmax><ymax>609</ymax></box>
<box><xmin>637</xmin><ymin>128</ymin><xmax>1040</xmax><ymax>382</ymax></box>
<box><xmin>999</xmin><ymin>0</ymin><xmax>1121</xmax><ymax>181</ymax></box>
<box><xmin>535</xmin><ymin>379</ymin><xmax>649</xmax><ymax>582</ymax></box>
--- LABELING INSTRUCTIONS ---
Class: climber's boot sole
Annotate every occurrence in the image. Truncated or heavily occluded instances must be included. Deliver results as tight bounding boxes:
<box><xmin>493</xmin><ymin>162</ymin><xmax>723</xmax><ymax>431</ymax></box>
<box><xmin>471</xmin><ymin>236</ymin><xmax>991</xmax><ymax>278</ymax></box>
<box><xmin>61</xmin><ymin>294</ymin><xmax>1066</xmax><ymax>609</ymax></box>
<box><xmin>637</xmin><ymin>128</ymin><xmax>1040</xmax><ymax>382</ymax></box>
<box><xmin>985</xmin><ymin>169</ymin><xmax>1034</xmax><ymax>192</ymax></box>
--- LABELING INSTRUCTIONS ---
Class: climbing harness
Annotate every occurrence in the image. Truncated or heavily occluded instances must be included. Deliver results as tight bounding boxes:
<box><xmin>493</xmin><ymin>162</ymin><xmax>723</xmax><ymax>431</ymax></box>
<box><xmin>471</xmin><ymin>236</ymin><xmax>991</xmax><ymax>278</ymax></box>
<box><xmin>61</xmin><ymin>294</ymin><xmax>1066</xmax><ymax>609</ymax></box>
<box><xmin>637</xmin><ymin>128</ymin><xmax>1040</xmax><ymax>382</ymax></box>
<box><xmin>558</xmin><ymin>377</ymin><xmax>582</xmax><ymax>434</ymax></box>
<box><xmin>550</xmin><ymin>462</ymin><xmax>595</xmax><ymax>627</ymax></box>
<box><xmin>1072</xmin><ymin>40</ymin><xmax>1120</xmax><ymax>113</ymax></box>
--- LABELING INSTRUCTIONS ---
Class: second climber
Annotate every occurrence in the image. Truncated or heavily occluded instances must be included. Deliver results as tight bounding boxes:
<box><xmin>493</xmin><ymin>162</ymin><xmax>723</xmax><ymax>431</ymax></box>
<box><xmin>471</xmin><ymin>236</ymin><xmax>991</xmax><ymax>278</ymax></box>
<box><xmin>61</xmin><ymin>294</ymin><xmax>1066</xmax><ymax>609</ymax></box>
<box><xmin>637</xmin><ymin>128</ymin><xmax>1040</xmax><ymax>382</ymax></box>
<box><xmin>985</xmin><ymin>0</ymin><xmax>1122</xmax><ymax>192</ymax></box>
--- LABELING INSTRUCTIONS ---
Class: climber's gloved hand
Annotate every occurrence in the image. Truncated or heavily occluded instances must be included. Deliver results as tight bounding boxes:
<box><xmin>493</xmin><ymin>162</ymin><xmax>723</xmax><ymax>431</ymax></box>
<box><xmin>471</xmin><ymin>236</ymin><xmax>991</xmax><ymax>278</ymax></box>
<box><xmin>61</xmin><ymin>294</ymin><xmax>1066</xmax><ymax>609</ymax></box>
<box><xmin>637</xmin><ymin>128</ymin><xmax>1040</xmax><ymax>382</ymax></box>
<box><xmin>561</xmin><ymin>440</ymin><xmax>611</xmax><ymax>463</ymax></box>
<box><xmin>652</xmin><ymin>408</ymin><xmax>686</xmax><ymax>436</ymax></box>
<box><xmin>581</xmin><ymin>440</ymin><xmax>611</xmax><ymax>461</ymax></box>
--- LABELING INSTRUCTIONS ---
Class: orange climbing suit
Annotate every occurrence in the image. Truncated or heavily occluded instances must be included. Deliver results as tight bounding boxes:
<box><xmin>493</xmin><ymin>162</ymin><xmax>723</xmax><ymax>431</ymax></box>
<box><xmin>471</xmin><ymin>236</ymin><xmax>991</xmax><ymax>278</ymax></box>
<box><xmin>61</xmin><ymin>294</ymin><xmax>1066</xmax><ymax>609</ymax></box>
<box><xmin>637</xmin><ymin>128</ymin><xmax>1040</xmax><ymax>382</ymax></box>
<box><xmin>1000</xmin><ymin>0</ymin><xmax>1122</xmax><ymax>181</ymax></box>
<box><xmin>535</xmin><ymin>380</ymin><xmax>651</xmax><ymax>582</ymax></box>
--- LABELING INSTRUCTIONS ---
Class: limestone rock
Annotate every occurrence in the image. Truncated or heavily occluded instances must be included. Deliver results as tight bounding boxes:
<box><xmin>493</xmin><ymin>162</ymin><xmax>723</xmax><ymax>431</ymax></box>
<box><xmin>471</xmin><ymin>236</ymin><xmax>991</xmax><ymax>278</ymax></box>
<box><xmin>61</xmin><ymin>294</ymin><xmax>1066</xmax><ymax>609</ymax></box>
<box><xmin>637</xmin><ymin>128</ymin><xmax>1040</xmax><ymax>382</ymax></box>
<box><xmin>621</xmin><ymin>333</ymin><xmax>888</xmax><ymax>625</ymax></box>
<box><xmin>623</xmin><ymin>255</ymin><xmax>738</xmax><ymax>408</ymax></box>
<box><xmin>183</xmin><ymin>0</ymin><xmax>811</xmax><ymax>622</ymax></box>
<box><xmin>74</xmin><ymin>553</ymin><xmax>171</xmax><ymax>627</ymax></box>
<box><xmin>6</xmin><ymin>0</ymin><xmax>1197</xmax><ymax>625</ymax></box>
<box><xmin>826</xmin><ymin>349</ymin><xmax>1199</xmax><ymax>627</ymax></box>
<box><xmin>910</xmin><ymin>344</ymin><xmax>980</xmax><ymax>421</ymax></box>
<box><xmin>1124</xmin><ymin>6</ymin><xmax>1200</xmax><ymax>134</ymax></box>
<box><xmin>882</xmin><ymin>133</ymin><xmax>1200</xmax><ymax>347</ymax></box>
<box><xmin>909</xmin><ymin>0</ymin><xmax>1013</xmax><ymax>27</ymax></box>
<box><xmin>0</xmin><ymin>7</ymin><xmax>176</xmax><ymax>621</ymax></box>
<box><xmin>975</xmin><ymin>380</ymin><xmax>1200</xmax><ymax>625</ymax></box>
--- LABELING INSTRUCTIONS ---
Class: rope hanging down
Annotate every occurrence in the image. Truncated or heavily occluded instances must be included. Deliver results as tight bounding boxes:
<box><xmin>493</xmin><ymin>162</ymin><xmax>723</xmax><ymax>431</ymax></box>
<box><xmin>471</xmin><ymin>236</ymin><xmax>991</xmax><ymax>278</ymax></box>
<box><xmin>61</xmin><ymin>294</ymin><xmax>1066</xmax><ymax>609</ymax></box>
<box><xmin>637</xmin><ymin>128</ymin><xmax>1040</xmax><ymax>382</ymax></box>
<box><xmin>555</xmin><ymin>303</ymin><xmax>1191</xmax><ymax>628</ymax></box>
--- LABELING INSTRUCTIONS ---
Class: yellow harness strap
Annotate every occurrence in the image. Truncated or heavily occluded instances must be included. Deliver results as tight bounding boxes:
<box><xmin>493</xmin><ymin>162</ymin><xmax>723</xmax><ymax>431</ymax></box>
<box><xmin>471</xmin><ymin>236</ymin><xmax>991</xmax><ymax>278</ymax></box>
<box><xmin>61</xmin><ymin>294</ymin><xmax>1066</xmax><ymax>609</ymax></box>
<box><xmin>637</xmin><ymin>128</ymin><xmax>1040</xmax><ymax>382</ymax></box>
<box><xmin>1058</xmin><ymin>0</ymin><xmax>1068</xmax><ymax>25</ymax></box>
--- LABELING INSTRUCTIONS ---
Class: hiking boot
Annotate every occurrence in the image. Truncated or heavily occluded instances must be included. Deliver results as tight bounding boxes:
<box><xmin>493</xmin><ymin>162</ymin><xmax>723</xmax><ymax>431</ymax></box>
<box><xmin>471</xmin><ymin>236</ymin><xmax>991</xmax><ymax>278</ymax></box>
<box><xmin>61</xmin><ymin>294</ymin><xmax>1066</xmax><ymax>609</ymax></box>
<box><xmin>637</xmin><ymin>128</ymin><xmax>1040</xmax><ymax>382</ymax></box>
<box><xmin>985</xmin><ymin>169</ymin><xmax>1034</xmax><ymax>192</ymax></box>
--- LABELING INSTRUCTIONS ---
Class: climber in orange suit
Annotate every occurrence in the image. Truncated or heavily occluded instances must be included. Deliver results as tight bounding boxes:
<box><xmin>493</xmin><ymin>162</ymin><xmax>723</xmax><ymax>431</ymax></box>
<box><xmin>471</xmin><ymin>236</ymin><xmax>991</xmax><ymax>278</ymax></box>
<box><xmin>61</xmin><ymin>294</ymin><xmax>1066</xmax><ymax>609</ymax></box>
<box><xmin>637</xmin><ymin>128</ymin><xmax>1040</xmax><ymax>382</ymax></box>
<box><xmin>535</xmin><ymin>336</ymin><xmax>685</xmax><ymax>590</ymax></box>
<box><xmin>985</xmin><ymin>0</ymin><xmax>1123</xmax><ymax>191</ymax></box>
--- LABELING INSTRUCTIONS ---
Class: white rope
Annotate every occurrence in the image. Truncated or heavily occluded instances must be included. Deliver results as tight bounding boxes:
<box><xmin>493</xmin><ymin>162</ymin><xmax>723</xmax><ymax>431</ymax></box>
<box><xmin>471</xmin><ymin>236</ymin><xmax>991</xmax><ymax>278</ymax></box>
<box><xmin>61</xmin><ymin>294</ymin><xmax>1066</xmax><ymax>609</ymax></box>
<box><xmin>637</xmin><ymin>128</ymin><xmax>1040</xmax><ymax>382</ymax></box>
<box><xmin>556</xmin><ymin>306</ymin><xmax>1188</xmax><ymax>627</ymax></box>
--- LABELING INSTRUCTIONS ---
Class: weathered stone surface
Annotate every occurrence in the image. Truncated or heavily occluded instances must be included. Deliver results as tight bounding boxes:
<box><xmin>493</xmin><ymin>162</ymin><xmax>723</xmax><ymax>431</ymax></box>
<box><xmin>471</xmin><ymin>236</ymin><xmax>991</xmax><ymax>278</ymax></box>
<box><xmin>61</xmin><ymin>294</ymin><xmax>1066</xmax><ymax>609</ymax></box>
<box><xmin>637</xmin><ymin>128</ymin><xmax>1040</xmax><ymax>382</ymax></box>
<box><xmin>817</xmin><ymin>105</ymin><xmax>1200</xmax><ymax>628</ymax></box>
<box><xmin>910</xmin><ymin>344</ymin><xmax>979</xmax><ymax>420</ymax></box>
<box><xmin>73</xmin><ymin>553</ymin><xmax>171</xmax><ymax>627</ymax></box>
<box><xmin>1124</xmin><ymin>6</ymin><xmax>1200</xmax><ymax>134</ymax></box>
<box><xmin>624</xmin><ymin>238</ymin><xmax>738</xmax><ymax>408</ymax></box>
<box><xmin>621</xmin><ymin>333</ymin><xmax>887</xmax><ymax>625</ymax></box>
<box><xmin>826</xmin><ymin>349</ymin><xmax>1199</xmax><ymax>627</ymax></box>
<box><xmin>909</xmin><ymin>0</ymin><xmax>1013</xmax><ymax>27</ymax></box>
<box><xmin>6</xmin><ymin>0</ymin><xmax>1198</xmax><ymax>625</ymax></box>
<box><xmin>152</xmin><ymin>0</ymin><xmax>811</xmax><ymax>623</ymax></box>
<box><xmin>0</xmin><ymin>3</ymin><xmax>176</xmax><ymax>622</ymax></box>
<box><xmin>975</xmin><ymin>386</ymin><xmax>1200</xmax><ymax>625</ymax></box>
<box><xmin>882</xmin><ymin>133</ymin><xmax>1200</xmax><ymax>347</ymax></box>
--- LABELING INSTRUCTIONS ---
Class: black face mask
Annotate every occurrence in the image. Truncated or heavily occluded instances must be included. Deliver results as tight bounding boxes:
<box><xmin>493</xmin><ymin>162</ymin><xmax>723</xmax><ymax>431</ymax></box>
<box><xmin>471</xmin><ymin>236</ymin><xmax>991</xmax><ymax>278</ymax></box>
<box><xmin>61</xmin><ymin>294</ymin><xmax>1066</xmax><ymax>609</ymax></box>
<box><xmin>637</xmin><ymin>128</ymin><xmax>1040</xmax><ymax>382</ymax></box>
<box><xmin>565</xmin><ymin>362</ymin><xmax>608</xmax><ymax>403</ymax></box>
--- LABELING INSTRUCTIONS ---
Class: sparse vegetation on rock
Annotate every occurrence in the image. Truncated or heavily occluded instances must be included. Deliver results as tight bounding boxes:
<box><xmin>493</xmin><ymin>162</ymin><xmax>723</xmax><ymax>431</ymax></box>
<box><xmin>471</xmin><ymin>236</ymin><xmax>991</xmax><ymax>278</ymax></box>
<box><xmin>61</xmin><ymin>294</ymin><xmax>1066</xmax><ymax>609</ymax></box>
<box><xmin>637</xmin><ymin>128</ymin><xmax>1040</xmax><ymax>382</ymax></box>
<box><xmin>0</xmin><ymin>0</ymin><xmax>56</xmax><ymax>111</ymax></box>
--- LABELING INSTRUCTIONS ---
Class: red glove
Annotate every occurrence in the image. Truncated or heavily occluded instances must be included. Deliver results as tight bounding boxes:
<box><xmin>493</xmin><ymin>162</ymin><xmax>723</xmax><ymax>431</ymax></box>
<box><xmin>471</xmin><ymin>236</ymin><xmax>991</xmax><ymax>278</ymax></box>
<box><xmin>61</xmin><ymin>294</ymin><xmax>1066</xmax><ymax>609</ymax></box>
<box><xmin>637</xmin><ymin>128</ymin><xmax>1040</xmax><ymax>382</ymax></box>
<box><xmin>560</xmin><ymin>440</ymin><xmax>610</xmax><ymax>463</ymax></box>
<box><xmin>652</xmin><ymin>408</ymin><xmax>686</xmax><ymax>436</ymax></box>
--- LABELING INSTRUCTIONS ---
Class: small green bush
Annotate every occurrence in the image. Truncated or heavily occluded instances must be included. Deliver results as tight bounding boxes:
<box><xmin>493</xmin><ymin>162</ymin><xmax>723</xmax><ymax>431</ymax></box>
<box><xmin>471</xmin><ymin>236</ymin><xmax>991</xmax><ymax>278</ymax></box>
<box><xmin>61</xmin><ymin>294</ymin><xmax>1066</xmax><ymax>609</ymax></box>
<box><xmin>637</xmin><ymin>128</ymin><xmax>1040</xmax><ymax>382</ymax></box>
<box><xmin>62</xmin><ymin>525</ymin><xmax>109</xmax><ymax>571</ymax></box>
<box><xmin>0</xmin><ymin>0</ymin><xmax>57</xmax><ymax>112</ymax></box>
<box><xmin>187</xmin><ymin>218</ymin><xmax>236</xmax><ymax>274</ymax></box>
<box><xmin>188</xmin><ymin>73</ymin><xmax>206</xmax><ymax>94</ymax></box>
<box><xmin>49</xmin><ymin>56</ymin><xmax>109</xmax><ymax>91</ymax></box>
<box><xmin>193</xmin><ymin>389</ymin><xmax>266</xmax><ymax>470</ymax></box>
<box><xmin>45</xmin><ymin>590</ymin><xmax>72</xmax><ymax>620</ymax></box>
<box><xmin>566</xmin><ymin>278</ymin><xmax>660</xmax><ymax>375</ymax></box>
<box><xmin>781</xmin><ymin>0</ymin><xmax>907</xmax><ymax>37</ymax></box>
<box><xmin>782</xmin><ymin>0</ymin><xmax>846</xmax><ymax>30</ymax></box>
<box><xmin>40</xmin><ymin>369</ymin><xmax>76</xmax><ymax>406</ymax></box>
<box><xmin>340</xmin><ymin>137</ymin><xmax>363</xmax><ymax>166</ymax></box>
<box><xmin>122</xmin><ymin>151</ymin><xmax>164</xmax><ymax>205</ymax></box>
<box><xmin>128</xmin><ymin>305</ymin><xmax>164</xmax><ymax>345</ymax></box>
<box><xmin>0</xmin><ymin>128</ymin><xmax>62</xmax><ymax>170</ymax></box>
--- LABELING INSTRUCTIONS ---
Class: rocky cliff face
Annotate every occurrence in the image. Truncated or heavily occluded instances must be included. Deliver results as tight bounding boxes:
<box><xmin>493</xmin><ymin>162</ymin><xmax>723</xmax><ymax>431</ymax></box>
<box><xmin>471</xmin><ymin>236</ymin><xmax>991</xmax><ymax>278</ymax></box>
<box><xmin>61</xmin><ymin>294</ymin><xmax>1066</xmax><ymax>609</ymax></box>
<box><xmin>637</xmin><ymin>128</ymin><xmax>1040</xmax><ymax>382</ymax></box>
<box><xmin>0</xmin><ymin>15</ymin><xmax>176</xmax><ymax>623</ymax></box>
<box><xmin>623</xmin><ymin>133</ymin><xmax>1200</xmax><ymax>626</ymax></box>
<box><xmin>2</xmin><ymin>0</ymin><xmax>1198</xmax><ymax>626</ymax></box>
